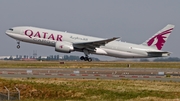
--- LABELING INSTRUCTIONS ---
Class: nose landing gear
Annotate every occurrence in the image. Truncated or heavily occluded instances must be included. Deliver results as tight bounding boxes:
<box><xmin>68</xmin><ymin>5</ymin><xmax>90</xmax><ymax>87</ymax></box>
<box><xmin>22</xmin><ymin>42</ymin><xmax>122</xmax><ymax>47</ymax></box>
<box><xmin>17</xmin><ymin>41</ymin><xmax>20</xmax><ymax>49</ymax></box>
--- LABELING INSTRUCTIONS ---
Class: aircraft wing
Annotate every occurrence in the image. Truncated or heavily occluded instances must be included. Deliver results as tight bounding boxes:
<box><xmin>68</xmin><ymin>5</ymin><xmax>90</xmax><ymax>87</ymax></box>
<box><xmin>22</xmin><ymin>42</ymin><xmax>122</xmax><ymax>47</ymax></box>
<box><xmin>74</xmin><ymin>37</ymin><xmax>119</xmax><ymax>49</ymax></box>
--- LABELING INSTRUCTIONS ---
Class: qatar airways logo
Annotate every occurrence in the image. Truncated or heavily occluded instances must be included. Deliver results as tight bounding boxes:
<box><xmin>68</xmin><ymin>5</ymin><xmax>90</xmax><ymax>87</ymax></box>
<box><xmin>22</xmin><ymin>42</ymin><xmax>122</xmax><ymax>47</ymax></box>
<box><xmin>147</xmin><ymin>28</ymin><xmax>173</xmax><ymax>50</ymax></box>
<box><xmin>59</xmin><ymin>45</ymin><xmax>63</xmax><ymax>48</ymax></box>
<box><xmin>24</xmin><ymin>29</ymin><xmax>63</xmax><ymax>41</ymax></box>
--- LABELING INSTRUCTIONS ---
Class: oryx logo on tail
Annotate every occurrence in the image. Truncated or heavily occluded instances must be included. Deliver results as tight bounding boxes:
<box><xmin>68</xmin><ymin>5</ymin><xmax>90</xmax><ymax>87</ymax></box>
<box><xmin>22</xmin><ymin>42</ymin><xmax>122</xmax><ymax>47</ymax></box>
<box><xmin>142</xmin><ymin>24</ymin><xmax>175</xmax><ymax>50</ymax></box>
<box><xmin>147</xmin><ymin>28</ymin><xmax>173</xmax><ymax>50</ymax></box>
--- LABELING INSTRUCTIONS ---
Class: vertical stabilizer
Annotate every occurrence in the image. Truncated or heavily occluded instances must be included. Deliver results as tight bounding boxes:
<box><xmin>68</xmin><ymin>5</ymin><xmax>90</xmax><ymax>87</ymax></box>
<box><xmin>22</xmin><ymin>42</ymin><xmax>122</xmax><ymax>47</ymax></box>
<box><xmin>142</xmin><ymin>24</ymin><xmax>175</xmax><ymax>50</ymax></box>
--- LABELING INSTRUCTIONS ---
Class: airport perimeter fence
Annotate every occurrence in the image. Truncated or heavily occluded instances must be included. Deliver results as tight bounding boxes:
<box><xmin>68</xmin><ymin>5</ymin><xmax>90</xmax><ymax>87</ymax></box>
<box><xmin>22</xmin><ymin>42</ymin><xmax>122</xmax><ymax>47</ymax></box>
<box><xmin>0</xmin><ymin>86</ymin><xmax>20</xmax><ymax>101</ymax></box>
<box><xmin>0</xmin><ymin>92</ymin><xmax>8</xmax><ymax>101</ymax></box>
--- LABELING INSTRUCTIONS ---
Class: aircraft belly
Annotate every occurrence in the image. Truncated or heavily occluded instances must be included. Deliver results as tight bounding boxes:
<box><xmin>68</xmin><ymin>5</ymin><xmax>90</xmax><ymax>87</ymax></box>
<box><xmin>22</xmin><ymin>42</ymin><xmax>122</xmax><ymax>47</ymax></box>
<box><xmin>91</xmin><ymin>48</ymin><xmax>107</xmax><ymax>55</ymax></box>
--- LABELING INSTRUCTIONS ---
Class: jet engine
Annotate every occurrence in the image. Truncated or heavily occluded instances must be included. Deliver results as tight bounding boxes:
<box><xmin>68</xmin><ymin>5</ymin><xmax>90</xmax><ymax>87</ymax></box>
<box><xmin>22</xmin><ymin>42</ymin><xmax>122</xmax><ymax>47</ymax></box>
<box><xmin>55</xmin><ymin>41</ymin><xmax>74</xmax><ymax>53</ymax></box>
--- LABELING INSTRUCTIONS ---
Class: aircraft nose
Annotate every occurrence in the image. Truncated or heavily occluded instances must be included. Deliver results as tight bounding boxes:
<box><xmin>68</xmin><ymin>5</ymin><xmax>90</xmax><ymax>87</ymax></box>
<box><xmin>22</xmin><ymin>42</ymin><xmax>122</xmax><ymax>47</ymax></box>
<box><xmin>6</xmin><ymin>28</ymin><xmax>14</xmax><ymax>36</ymax></box>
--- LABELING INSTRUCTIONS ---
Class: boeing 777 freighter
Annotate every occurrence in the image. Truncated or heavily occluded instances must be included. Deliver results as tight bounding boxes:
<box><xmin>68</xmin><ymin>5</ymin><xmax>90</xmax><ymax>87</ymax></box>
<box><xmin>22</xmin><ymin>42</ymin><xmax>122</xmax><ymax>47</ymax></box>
<box><xmin>6</xmin><ymin>24</ymin><xmax>174</xmax><ymax>61</ymax></box>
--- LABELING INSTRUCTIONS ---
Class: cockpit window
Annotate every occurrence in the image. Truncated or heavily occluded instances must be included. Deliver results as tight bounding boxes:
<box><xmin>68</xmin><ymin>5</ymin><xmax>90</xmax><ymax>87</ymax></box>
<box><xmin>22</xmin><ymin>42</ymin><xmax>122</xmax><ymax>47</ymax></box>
<box><xmin>9</xmin><ymin>28</ymin><xmax>13</xmax><ymax>31</ymax></box>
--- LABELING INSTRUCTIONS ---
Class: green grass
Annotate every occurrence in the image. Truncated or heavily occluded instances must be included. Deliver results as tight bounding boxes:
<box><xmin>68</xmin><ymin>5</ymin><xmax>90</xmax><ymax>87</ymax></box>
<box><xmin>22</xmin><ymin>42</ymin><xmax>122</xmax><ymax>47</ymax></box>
<box><xmin>0</xmin><ymin>60</ymin><xmax>180</xmax><ymax>68</ymax></box>
<box><xmin>0</xmin><ymin>78</ymin><xmax>180</xmax><ymax>101</ymax></box>
<box><xmin>0</xmin><ymin>61</ymin><xmax>180</xmax><ymax>100</ymax></box>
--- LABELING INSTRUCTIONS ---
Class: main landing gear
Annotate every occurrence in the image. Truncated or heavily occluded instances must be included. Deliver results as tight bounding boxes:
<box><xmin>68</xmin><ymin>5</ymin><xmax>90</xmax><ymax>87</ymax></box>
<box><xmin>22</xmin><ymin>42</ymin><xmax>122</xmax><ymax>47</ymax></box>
<box><xmin>80</xmin><ymin>56</ymin><xmax>92</xmax><ymax>62</ymax></box>
<box><xmin>80</xmin><ymin>49</ymin><xmax>92</xmax><ymax>62</ymax></box>
<box><xmin>17</xmin><ymin>41</ymin><xmax>20</xmax><ymax>49</ymax></box>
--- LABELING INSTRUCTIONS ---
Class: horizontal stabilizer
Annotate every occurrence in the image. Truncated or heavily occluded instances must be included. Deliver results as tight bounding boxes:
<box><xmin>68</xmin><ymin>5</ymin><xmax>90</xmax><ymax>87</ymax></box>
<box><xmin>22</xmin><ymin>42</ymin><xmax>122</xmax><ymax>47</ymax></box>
<box><xmin>147</xmin><ymin>52</ymin><xmax>170</xmax><ymax>57</ymax></box>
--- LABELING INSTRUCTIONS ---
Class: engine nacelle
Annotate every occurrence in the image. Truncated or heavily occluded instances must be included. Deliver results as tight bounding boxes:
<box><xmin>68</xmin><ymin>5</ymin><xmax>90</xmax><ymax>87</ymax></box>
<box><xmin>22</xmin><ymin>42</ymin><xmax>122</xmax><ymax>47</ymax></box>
<box><xmin>55</xmin><ymin>41</ymin><xmax>74</xmax><ymax>53</ymax></box>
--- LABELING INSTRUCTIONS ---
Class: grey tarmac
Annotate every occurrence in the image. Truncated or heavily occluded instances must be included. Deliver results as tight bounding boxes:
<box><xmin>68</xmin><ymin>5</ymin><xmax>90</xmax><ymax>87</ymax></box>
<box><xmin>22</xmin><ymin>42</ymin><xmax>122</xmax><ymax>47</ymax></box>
<box><xmin>0</xmin><ymin>68</ymin><xmax>180</xmax><ymax>82</ymax></box>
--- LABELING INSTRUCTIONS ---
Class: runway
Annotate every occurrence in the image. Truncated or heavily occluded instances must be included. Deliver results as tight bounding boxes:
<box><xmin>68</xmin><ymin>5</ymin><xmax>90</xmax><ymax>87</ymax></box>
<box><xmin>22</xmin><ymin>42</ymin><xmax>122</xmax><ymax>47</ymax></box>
<box><xmin>0</xmin><ymin>68</ymin><xmax>180</xmax><ymax>82</ymax></box>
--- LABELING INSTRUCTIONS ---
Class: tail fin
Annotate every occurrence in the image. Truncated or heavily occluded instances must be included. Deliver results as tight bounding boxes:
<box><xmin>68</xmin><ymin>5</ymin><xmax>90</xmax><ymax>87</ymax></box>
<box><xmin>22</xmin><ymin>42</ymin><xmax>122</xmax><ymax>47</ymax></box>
<box><xmin>142</xmin><ymin>24</ymin><xmax>175</xmax><ymax>50</ymax></box>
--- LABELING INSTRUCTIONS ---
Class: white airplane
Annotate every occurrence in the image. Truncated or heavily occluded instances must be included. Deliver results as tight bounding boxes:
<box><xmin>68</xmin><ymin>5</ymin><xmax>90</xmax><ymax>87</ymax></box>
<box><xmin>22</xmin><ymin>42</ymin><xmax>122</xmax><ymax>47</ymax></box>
<box><xmin>6</xmin><ymin>24</ymin><xmax>174</xmax><ymax>62</ymax></box>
